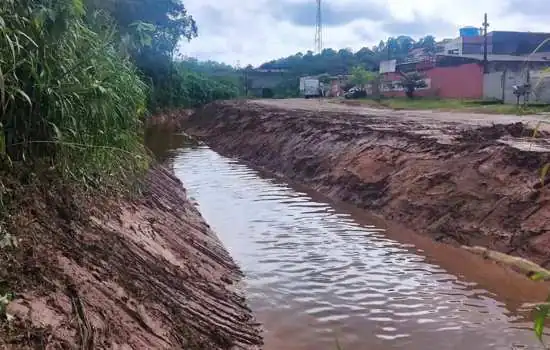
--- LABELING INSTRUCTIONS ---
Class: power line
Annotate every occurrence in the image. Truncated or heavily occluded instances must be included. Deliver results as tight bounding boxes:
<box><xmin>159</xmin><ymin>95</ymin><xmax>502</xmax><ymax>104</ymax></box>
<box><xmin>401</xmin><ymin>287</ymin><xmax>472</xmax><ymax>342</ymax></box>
<box><xmin>315</xmin><ymin>0</ymin><xmax>323</xmax><ymax>54</ymax></box>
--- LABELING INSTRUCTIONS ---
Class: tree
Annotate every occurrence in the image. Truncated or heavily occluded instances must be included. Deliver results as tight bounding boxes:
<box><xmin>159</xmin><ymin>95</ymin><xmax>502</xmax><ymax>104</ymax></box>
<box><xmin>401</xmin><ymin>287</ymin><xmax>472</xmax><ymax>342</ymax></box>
<box><xmin>350</xmin><ymin>66</ymin><xmax>377</xmax><ymax>89</ymax></box>
<box><xmin>398</xmin><ymin>72</ymin><xmax>427</xmax><ymax>98</ymax></box>
<box><xmin>418</xmin><ymin>35</ymin><xmax>437</xmax><ymax>55</ymax></box>
<box><xmin>85</xmin><ymin>0</ymin><xmax>198</xmax><ymax>110</ymax></box>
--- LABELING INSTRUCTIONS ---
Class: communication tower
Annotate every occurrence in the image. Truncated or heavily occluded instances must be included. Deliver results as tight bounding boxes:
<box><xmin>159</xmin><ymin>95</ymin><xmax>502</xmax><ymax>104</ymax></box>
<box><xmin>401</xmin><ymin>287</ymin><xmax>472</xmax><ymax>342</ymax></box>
<box><xmin>315</xmin><ymin>0</ymin><xmax>323</xmax><ymax>54</ymax></box>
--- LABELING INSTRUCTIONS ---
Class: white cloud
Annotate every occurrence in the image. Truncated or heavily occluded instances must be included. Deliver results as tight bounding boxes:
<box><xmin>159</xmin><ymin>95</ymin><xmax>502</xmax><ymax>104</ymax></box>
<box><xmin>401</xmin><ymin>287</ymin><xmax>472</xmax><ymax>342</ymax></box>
<box><xmin>178</xmin><ymin>0</ymin><xmax>550</xmax><ymax>66</ymax></box>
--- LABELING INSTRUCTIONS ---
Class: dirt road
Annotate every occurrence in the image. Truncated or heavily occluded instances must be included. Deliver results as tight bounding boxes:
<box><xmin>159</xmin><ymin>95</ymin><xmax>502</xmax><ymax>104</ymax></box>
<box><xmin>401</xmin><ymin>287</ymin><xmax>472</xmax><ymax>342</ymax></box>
<box><xmin>252</xmin><ymin>99</ymin><xmax>550</xmax><ymax>152</ymax></box>
<box><xmin>255</xmin><ymin>98</ymin><xmax>550</xmax><ymax>132</ymax></box>
<box><xmin>186</xmin><ymin>100</ymin><xmax>550</xmax><ymax>269</ymax></box>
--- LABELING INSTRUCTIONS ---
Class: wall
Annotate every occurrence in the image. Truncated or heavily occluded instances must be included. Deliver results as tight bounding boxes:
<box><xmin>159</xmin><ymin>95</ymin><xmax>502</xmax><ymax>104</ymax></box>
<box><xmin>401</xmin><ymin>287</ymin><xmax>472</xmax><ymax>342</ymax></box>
<box><xmin>488</xmin><ymin>61</ymin><xmax>550</xmax><ymax>73</ymax></box>
<box><xmin>482</xmin><ymin>69</ymin><xmax>550</xmax><ymax>103</ymax></box>
<box><xmin>483</xmin><ymin>72</ymin><xmax>504</xmax><ymax>101</ymax></box>
<box><xmin>381</xmin><ymin>63</ymin><xmax>483</xmax><ymax>99</ymax></box>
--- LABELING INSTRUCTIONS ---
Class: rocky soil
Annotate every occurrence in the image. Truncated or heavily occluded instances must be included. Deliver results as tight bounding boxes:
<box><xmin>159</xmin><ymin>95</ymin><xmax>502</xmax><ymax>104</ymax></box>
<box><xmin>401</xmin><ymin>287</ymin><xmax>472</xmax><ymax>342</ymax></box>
<box><xmin>0</xmin><ymin>162</ymin><xmax>261</xmax><ymax>349</ymax></box>
<box><xmin>186</xmin><ymin>100</ymin><xmax>550</xmax><ymax>267</ymax></box>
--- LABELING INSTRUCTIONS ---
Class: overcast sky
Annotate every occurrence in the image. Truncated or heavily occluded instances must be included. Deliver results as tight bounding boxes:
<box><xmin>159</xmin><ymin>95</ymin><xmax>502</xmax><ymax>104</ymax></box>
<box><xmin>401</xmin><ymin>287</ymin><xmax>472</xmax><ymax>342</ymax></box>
<box><xmin>178</xmin><ymin>0</ymin><xmax>550</xmax><ymax>66</ymax></box>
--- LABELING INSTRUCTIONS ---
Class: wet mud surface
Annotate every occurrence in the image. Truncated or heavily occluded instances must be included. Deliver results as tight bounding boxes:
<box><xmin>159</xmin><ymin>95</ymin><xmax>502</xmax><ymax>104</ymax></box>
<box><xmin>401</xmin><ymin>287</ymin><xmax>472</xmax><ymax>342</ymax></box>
<box><xmin>0</xmin><ymin>164</ymin><xmax>261</xmax><ymax>349</ymax></box>
<box><xmin>186</xmin><ymin>100</ymin><xmax>550</xmax><ymax>267</ymax></box>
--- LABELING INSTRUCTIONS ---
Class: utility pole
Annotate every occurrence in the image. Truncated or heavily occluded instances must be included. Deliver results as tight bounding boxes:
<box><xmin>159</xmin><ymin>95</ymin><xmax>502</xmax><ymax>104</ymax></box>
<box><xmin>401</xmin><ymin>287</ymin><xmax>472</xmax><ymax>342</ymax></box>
<box><xmin>244</xmin><ymin>68</ymin><xmax>249</xmax><ymax>96</ymax></box>
<box><xmin>482</xmin><ymin>13</ymin><xmax>490</xmax><ymax>73</ymax></box>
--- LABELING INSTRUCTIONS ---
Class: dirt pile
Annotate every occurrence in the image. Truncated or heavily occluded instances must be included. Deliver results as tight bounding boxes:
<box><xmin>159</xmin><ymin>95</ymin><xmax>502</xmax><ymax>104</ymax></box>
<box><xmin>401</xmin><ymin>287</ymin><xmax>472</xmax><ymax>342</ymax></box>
<box><xmin>0</xmin><ymin>162</ymin><xmax>261</xmax><ymax>349</ymax></box>
<box><xmin>186</xmin><ymin>101</ymin><xmax>550</xmax><ymax>266</ymax></box>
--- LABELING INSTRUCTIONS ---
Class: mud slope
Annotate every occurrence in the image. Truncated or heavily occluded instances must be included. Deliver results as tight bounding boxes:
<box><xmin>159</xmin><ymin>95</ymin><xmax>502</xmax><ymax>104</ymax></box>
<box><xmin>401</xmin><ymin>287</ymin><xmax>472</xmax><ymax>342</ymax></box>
<box><xmin>1</xmin><ymin>164</ymin><xmax>261</xmax><ymax>349</ymax></box>
<box><xmin>187</xmin><ymin>101</ymin><xmax>550</xmax><ymax>265</ymax></box>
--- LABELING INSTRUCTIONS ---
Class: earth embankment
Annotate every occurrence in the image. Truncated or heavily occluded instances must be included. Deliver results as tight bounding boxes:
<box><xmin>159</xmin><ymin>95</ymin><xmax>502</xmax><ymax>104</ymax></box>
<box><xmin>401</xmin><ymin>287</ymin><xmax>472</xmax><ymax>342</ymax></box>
<box><xmin>186</xmin><ymin>100</ymin><xmax>550</xmax><ymax>266</ymax></box>
<box><xmin>1</xmin><ymin>163</ymin><xmax>261</xmax><ymax>349</ymax></box>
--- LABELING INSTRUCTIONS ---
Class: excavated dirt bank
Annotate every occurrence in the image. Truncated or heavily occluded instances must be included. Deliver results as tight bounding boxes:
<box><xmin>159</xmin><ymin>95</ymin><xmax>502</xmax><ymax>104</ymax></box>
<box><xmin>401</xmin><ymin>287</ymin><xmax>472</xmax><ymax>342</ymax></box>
<box><xmin>186</xmin><ymin>101</ymin><xmax>550</xmax><ymax>267</ymax></box>
<box><xmin>0</xmin><ymin>161</ymin><xmax>261</xmax><ymax>349</ymax></box>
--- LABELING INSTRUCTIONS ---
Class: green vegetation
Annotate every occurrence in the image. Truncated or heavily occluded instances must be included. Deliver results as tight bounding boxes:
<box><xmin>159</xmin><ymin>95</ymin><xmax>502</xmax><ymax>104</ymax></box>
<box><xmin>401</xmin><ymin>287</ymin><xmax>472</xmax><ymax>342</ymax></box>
<box><xmin>157</xmin><ymin>62</ymin><xmax>239</xmax><ymax>109</ymax></box>
<box><xmin>86</xmin><ymin>0</ymin><xmax>239</xmax><ymax>110</ymax></box>
<box><xmin>0</xmin><ymin>0</ymin><xmax>149</xmax><ymax>184</ymax></box>
<box><xmin>350</xmin><ymin>66</ymin><xmax>377</xmax><ymax>87</ymax></box>
<box><xmin>260</xmin><ymin>35</ymin><xmax>437</xmax><ymax>75</ymax></box>
<box><xmin>0</xmin><ymin>0</ymin><xmax>238</xmax><ymax>184</ymax></box>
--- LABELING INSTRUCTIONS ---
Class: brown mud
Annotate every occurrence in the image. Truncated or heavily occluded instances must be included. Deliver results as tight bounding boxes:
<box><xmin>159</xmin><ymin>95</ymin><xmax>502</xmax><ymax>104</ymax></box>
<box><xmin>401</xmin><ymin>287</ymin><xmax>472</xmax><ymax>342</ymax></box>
<box><xmin>185</xmin><ymin>100</ymin><xmax>550</xmax><ymax>269</ymax></box>
<box><xmin>0</xmin><ymin>161</ymin><xmax>261</xmax><ymax>349</ymax></box>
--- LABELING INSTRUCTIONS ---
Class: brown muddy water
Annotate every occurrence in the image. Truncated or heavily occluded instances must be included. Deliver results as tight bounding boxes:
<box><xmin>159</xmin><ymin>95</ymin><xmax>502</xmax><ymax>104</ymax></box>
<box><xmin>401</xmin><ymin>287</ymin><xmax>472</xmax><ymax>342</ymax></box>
<box><xmin>147</xmin><ymin>130</ymin><xmax>548</xmax><ymax>350</ymax></box>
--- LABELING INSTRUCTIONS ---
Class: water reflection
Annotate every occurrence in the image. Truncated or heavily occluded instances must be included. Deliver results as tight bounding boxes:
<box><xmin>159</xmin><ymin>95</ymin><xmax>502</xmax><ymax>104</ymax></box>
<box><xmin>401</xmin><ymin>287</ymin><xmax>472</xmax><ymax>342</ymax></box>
<box><xmin>172</xmin><ymin>146</ymin><xmax>541</xmax><ymax>350</ymax></box>
<box><xmin>144</xmin><ymin>127</ymin><xmax>192</xmax><ymax>162</ymax></box>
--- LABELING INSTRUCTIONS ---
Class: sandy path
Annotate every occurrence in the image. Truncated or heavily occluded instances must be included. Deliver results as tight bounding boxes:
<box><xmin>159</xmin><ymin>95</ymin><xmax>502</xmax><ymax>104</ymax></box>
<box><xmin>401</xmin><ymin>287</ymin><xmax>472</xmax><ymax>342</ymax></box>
<box><xmin>253</xmin><ymin>98</ymin><xmax>550</xmax><ymax>131</ymax></box>
<box><xmin>252</xmin><ymin>99</ymin><xmax>550</xmax><ymax>151</ymax></box>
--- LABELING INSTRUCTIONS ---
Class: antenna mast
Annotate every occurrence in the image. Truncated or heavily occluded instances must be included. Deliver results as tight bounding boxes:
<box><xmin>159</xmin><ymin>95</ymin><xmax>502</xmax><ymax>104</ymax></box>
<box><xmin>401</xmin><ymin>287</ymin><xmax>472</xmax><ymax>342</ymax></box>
<box><xmin>315</xmin><ymin>0</ymin><xmax>323</xmax><ymax>54</ymax></box>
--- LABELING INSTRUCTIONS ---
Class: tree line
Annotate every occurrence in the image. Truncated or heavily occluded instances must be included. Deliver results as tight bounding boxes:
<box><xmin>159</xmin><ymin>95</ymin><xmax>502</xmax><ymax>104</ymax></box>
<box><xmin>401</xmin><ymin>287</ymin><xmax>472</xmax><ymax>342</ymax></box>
<box><xmin>259</xmin><ymin>35</ymin><xmax>437</xmax><ymax>76</ymax></box>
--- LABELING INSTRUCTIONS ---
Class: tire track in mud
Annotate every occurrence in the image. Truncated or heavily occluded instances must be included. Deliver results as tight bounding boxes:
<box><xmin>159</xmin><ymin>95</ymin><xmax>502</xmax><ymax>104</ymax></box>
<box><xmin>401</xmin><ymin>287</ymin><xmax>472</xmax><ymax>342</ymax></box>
<box><xmin>1</xmin><ymin>165</ymin><xmax>262</xmax><ymax>349</ymax></box>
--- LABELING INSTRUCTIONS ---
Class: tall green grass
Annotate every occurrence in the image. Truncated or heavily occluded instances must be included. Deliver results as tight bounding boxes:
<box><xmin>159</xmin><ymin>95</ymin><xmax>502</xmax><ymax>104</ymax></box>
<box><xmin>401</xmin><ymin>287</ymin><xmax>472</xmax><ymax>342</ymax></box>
<box><xmin>0</xmin><ymin>0</ymin><xmax>149</xmax><ymax>185</ymax></box>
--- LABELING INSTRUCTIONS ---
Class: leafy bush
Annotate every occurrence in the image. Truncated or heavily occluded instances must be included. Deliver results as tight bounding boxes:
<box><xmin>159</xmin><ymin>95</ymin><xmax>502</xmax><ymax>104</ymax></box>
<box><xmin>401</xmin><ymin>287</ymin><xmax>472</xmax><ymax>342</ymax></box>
<box><xmin>148</xmin><ymin>63</ymin><xmax>240</xmax><ymax>110</ymax></box>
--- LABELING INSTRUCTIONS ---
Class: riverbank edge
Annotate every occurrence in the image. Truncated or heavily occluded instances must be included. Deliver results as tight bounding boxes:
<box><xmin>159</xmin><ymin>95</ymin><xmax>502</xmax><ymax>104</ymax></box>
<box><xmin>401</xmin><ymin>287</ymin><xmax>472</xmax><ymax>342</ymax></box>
<box><xmin>184</xmin><ymin>100</ymin><xmax>550</xmax><ymax>279</ymax></box>
<box><xmin>0</xmin><ymin>161</ymin><xmax>262</xmax><ymax>348</ymax></box>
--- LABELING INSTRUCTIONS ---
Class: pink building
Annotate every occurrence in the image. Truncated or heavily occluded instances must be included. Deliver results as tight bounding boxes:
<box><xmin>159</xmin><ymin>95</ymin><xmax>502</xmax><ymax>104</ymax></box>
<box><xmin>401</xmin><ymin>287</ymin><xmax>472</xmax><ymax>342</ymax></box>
<box><xmin>380</xmin><ymin>56</ymin><xmax>484</xmax><ymax>99</ymax></box>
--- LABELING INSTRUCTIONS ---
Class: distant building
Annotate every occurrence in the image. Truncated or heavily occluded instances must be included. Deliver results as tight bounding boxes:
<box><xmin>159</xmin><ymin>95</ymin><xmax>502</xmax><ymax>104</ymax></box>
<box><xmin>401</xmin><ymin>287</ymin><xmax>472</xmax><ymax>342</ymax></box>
<box><xmin>488</xmin><ymin>31</ymin><xmax>550</xmax><ymax>55</ymax></box>
<box><xmin>385</xmin><ymin>27</ymin><xmax>550</xmax><ymax>103</ymax></box>
<box><xmin>442</xmin><ymin>30</ymin><xmax>550</xmax><ymax>56</ymax></box>
<box><xmin>443</xmin><ymin>36</ymin><xmax>485</xmax><ymax>55</ymax></box>
<box><xmin>381</xmin><ymin>55</ymin><xmax>483</xmax><ymax>99</ymax></box>
<box><xmin>379</xmin><ymin>54</ymin><xmax>550</xmax><ymax>101</ymax></box>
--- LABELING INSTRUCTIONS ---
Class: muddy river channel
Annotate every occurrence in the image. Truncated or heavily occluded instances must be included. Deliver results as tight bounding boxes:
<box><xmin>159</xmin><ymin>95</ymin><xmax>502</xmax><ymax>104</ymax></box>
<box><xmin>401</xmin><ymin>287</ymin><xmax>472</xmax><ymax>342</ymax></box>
<box><xmin>149</xmin><ymin>131</ymin><xmax>547</xmax><ymax>350</ymax></box>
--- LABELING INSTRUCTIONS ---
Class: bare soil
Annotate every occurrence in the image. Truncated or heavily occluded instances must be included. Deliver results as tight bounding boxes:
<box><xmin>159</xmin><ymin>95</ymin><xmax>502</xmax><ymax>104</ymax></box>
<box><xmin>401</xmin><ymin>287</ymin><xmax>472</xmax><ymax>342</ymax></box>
<box><xmin>0</xmin><ymin>161</ymin><xmax>261</xmax><ymax>349</ymax></box>
<box><xmin>185</xmin><ymin>99</ymin><xmax>550</xmax><ymax>267</ymax></box>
